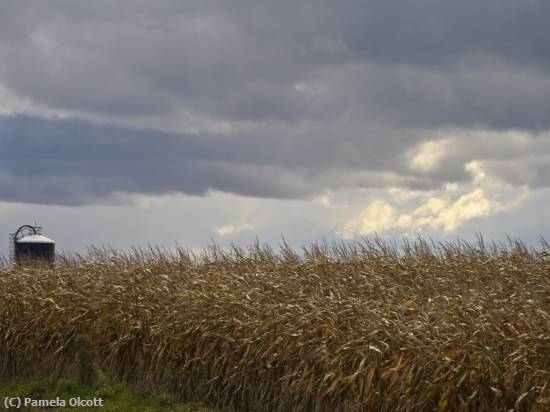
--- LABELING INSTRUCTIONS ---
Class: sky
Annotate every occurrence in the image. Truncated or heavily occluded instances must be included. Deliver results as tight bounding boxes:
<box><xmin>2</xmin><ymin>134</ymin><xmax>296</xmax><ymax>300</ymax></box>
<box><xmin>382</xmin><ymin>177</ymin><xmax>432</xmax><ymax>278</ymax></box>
<box><xmin>1</xmin><ymin>0</ymin><xmax>550</xmax><ymax>257</ymax></box>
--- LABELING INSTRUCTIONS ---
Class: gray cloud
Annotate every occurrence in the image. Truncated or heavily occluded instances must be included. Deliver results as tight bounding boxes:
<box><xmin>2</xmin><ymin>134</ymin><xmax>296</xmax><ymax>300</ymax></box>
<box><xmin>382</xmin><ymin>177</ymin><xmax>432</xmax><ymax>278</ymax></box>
<box><xmin>0</xmin><ymin>115</ymin><xmax>435</xmax><ymax>205</ymax></box>
<box><xmin>1</xmin><ymin>1</ymin><xmax>550</xmax><ymax>127</ymax></box>
<box><xmin>1</xmin><ymin>2</ymin><xmax>550</xmax><ymax>206</ymax></box>
<box><xmin>3</xmin><ymin>114</ymin><xmax>549</xmax><ymax>206</ymax></box>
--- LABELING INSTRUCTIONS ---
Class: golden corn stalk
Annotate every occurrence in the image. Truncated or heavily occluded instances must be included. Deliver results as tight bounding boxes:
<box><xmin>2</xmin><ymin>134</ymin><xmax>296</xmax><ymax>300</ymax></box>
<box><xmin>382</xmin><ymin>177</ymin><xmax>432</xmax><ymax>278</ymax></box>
<box><xmin>0</xmin><ymin>237</ymin><xmax>548</xmax><ymax>411</ymax></box>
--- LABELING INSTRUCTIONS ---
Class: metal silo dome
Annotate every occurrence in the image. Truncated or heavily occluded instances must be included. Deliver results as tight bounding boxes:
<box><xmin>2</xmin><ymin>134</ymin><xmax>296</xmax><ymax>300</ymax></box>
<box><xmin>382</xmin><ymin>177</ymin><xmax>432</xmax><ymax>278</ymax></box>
<box><xmin>18</xmin><ymin>233</ymin><xmax>54</xmax><ymax>242</ymax></box>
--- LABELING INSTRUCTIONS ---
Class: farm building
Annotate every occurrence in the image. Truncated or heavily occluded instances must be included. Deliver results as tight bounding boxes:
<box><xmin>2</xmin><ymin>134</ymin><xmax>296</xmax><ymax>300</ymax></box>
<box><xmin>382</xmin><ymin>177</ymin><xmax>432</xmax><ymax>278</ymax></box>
<box><xmin>9</xmin><ymin>224</ymin><xmax>56</xmax><ymax>266</ymax></box>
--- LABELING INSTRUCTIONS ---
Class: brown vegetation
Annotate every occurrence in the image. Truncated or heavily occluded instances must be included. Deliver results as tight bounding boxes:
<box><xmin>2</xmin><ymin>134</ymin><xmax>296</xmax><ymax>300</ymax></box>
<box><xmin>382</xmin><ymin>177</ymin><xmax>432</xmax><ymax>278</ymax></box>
<box><xmin>0</xmin><ymin>237</ymin><xmax>549</xmax><ymax>411</ymax></box>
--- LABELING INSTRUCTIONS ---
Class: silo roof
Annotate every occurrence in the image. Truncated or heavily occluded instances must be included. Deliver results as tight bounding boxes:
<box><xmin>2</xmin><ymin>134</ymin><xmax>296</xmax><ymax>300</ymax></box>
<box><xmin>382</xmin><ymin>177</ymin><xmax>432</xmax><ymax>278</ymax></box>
<box><xmin>17</xmin><ymin>234</ymin><xmax>56</xmax><ymax>244</ymax></box>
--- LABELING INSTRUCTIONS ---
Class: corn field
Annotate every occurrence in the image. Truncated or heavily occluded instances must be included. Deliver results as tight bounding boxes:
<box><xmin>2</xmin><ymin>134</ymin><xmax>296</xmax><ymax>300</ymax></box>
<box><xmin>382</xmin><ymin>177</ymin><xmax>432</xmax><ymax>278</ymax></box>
<box><xmin>0</xmin><ymin>237</ymin><xmax>549</xmax><ymax>411</ymax></box>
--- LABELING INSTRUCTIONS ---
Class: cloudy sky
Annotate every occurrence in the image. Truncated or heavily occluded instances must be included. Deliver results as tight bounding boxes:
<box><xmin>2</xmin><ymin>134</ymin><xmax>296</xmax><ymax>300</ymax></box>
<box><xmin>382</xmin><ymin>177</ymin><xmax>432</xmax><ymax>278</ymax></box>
<box><xmin>1</xmin><ymin>0</ymin><xmax>550</xmax><ymax>256</ymax></box>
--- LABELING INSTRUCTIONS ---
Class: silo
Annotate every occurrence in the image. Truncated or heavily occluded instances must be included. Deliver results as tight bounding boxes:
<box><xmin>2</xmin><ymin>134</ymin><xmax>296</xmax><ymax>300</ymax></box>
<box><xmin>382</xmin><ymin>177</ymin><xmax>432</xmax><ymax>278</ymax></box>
<box><xmin>10</xmin><ymin>225</ymin><xmax>56</xmax><ymax>266</ymax></box>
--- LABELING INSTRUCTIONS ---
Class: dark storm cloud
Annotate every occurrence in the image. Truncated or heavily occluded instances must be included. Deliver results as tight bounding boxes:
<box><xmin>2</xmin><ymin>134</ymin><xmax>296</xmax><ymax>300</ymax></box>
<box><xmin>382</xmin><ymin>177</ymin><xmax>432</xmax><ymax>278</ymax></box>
<box><xmin>1</xmin><ymin>1</ymin><xmax>550</xmax><ymax>126</ymax></box>
<box><xmin>1</xmin><ymin>1</ymin><xmax>550</xmax><ymax>205</ymax></box>
<box><xmin>0</xmin><ymin>115</ymin><xmax>300</xmax><ymax>204</ymax></box>
<box><xmin>3</xmin><ymin>115</ymin><xmax>459</xmax><ymax>205</ymax></box>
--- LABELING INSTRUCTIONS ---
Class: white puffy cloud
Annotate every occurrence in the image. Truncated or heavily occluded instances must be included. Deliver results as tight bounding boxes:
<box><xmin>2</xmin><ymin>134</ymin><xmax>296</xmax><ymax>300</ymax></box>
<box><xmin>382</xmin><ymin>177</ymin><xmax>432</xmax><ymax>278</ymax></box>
<box><xmin>339</xmin><ymin>199</ymin><xmax>404</xmax><ymax>238</ymax></box>
<box><xmin>414</xmin><ymin>188</ymin><xmax>493</xmax><ymax>232</ymax></box>
<box><xmin>214</xmin><ymin>224</ymin><xmax>254</xmax><ymax>237</ymax></box>
<box><xmin>407</xmin><ymin>139</ymin><xmax>454</xmax><ymax>173</ymax></box>
<box><xmin>339</xmin><ymin>159</ymin><xmax>529</xmax><ymax>237</ymax></box>
<box><xmin>413</xmin><ymin>197</ymin><xmax>449</xmax><ymax>216</ymax></box>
